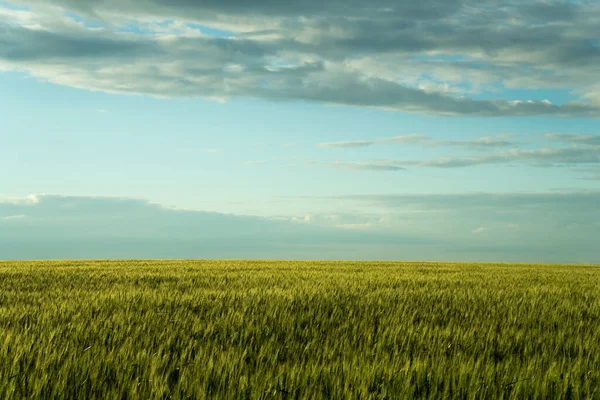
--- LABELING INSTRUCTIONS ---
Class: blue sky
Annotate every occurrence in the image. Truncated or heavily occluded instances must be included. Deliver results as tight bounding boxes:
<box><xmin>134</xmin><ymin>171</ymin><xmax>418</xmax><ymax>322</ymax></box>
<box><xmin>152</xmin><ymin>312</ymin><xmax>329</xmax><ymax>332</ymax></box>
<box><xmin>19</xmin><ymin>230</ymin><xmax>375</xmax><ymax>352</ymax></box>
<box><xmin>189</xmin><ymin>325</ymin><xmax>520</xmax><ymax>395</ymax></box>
<box><xmin>1</xmin><ymin>0</ymin><xmax>599</xmax><ymax>262</ymax></box>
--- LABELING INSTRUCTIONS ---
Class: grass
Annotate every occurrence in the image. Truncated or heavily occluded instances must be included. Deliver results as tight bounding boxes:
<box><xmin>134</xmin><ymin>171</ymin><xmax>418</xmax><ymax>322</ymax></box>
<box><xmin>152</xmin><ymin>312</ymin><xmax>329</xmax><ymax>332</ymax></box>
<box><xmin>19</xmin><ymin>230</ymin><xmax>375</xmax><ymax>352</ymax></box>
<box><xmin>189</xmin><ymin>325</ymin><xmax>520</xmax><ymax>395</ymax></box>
<box><xmin>0</xmin><ymin>260</ymin><xmax>599</xmax><ymax>399</ymax></box>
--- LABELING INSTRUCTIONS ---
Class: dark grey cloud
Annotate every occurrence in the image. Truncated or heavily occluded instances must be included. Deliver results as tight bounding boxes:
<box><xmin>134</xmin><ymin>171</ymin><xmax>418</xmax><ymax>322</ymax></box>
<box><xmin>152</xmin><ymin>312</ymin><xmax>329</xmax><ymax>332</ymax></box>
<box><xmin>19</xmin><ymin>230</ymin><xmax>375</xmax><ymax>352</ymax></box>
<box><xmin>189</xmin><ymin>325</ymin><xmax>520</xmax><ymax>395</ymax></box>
<box><xmin>6</xmin><ymin>0</ymin><xmax>469</xmax><ymax>21</ymax></box>
<box><xmin>260</xmin><ymin>71</ymin><xmax>598</xmax><ymax>116</ymax></box>
<box><xmin>318</xmin><ymin>134</ymin><xmax>517</xmax><ymax>150</ymax></box>
<box><xmin>55</xmin><ymin>0</ymin><xmax>596</xmax><ymax>72</ymax></box>
<box><xmin>1</xmin><ymin>0</ymin><xmax>600</xmax><ymax>116</ymax></box>
<box><xmin>0</xmin><ymin>25</ymin><xmax>158</xmax><ymax>61</ymax></box>
<box><xmin>521</xmin><ymin>1</ymin><xmax>580</xmax><ymax>22</ymax></box>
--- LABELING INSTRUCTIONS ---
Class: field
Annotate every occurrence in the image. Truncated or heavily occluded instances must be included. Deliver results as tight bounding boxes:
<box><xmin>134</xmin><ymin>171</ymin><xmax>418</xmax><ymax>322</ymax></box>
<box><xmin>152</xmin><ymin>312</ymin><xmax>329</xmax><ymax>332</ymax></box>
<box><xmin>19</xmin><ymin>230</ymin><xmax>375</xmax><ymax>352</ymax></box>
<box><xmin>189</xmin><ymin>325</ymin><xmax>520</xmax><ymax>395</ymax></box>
<box><xmin>0</xmin><ymin>260</ymin><xmax>599</xmax><ymax>399</ymax></box>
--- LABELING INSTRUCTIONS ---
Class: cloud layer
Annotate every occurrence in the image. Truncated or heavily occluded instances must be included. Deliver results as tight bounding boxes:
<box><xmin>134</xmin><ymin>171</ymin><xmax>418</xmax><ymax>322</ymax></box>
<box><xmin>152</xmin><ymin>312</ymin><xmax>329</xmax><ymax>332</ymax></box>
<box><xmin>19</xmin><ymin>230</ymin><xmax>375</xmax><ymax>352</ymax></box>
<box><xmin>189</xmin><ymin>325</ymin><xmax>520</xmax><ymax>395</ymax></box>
<box><xmin>0</xmin><ymin>195</ymin><xmax>431</xmax><ymax>260</ymax></box>
<box><xmin>1</xmin><ymin>193</ymin><xmax>598</xmax><ymax>263</ymax></box>
<box><xmin>1</xmin><ymin>0</ymin><xmax>600</xmax><ymax>116</ymax></box>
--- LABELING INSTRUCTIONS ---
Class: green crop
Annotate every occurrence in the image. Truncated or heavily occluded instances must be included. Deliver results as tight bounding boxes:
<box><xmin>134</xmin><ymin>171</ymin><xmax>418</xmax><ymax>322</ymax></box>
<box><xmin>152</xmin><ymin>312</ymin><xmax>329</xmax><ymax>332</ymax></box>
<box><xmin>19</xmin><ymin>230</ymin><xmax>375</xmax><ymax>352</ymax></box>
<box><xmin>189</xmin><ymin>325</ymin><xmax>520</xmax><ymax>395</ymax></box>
<box><xmin>0</xmin><ymin>260</ymin><xmax>599</xmax><ymax>399</ymax></box>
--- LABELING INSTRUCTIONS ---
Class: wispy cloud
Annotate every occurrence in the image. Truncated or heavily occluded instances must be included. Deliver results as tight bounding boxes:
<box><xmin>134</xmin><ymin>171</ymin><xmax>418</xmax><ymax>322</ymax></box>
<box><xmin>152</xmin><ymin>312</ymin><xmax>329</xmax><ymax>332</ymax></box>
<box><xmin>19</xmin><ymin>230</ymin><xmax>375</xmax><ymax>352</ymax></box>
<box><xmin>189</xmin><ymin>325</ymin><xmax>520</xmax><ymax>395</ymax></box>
<box><xmin>331</xmin><ymin>191</ymin><xmax>600</xmax><ymax>212</ymax></box>
<box><xmin>2</xmin><ymin>214</ymin><xmax>27</xmax><ymax>220</ymax></box>
<box><xmin>336</xmin><ymin>223</ymin><xmax>374</xmax><ymax>230</ymax></box>
<box><xmin>401</xmin><ymin>146</ymin><xmax>600</xmax><ymax>168</ymax></box>
<box><xmin>318</xmin><ymin>134</ymin><xmax>517</xmax><ymax>150</ymax></box>
<box><xmin>574</xmin><ymin>166</ymin><xmax>600</xmax><ymax>180</ymax></box>
<box><xmin>318</xmin><ymin>140</ymin><xmax>376</xmax><ymax>149</ymax></box>
<box><xmin>544</xmin><ymin>133</ymin><xmax>600</xmax><ymax>146</ymax></box>
<box><xmin>320</xmin><ymin>146</ymin><xmax>600</xmax><ymax>171</ymax></box>
<box><xmin>327</xmin><ymin>162</ymin><xmax>406</xmax><ymax>172</ymax></box>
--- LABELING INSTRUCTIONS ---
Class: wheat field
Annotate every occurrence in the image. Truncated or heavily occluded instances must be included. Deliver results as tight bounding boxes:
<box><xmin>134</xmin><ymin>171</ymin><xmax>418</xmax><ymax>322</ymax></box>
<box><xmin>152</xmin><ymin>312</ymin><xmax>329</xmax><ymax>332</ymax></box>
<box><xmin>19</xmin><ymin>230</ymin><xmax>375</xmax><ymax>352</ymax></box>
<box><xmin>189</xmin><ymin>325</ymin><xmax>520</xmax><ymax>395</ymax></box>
<box><xmin>0</xmin><ymin>260</ymin><xmax>599</xmax><ymax>399</ymax></box>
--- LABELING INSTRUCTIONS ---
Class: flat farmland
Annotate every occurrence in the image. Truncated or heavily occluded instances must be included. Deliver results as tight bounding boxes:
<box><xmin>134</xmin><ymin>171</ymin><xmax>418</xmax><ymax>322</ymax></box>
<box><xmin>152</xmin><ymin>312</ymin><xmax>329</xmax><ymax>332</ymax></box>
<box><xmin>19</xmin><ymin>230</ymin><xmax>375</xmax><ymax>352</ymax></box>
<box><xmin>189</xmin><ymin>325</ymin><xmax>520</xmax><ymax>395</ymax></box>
<box><xmin>0</xmin><ymin>260</ymin><xmax>599</xmax><ymax>399</ymax></box>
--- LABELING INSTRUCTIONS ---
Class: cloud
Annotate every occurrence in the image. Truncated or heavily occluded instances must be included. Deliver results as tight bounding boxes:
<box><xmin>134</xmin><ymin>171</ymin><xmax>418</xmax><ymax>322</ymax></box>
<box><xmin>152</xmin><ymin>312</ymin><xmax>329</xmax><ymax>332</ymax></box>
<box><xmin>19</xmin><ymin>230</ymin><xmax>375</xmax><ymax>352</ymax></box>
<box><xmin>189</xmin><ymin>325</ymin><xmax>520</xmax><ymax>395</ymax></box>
<box><xmin>544</xmin><ymin>133</ymin><xmax>600</xmax><ymax>146</ymax></box>
<box><xmin>2</xmin><ymin>214</ymin><xmax>27</xmax><ymax>220</ymax></box>
<box><xmin>291</xmin><ymin>215</ymin><xmax>312</xmax><ymax>224</ymax></box>
<box><xmin>1</xmin><ymin>1</ymin><xmax>600</xmax><ymax>116</ymax></box>
<box><xmin>243</xmin><ymin>161</ymin><xmax>267</xmax><ymax>165</ymax></box>
<box><xmin>574</xmin><ymin>166</ymin><xmax>600</xmax><ymax>180</ymax></box>
<box><xmin>6</xmin><ymin>0</ymin><xmax>467</xmax><ymax>22</ymax></box>
<box><xmin>318</xmin><ymin>134</ymin><xmax>517</xmax><ymax>150</ymax></box>
<box><xmin>0</xmin><ymin>194</ymin><xmax>40</xmax><ymax>205</ymax></box>
<box><xmin>403</xmin><ymin>146</ymin><xmax>600</xmax><ymax>168</ymax></box>
<box><xmin>318</xmin><ymin>140</ymin><xmax>375</xmax><ymax>149</ymax></box>
<box><xmin>0</xmin><ymin>194</ymin><xmax>432</xmax><ymax>260</ymax></box>
<box><xmin>327</xmin><ymin>162</ymin><xmax>406</xmax><ymax>172</ymax></box>
<box><xmin>1</xmin><ymin>193</ymin><xmax>598</xmax><ymax>263</ymax></box>
<box><xmin>320</xmin><ymin>145</ymin><xmax>600</xmax><ymax>171</ymax></box>
<box><xmin>333</xmin><ymin>191</ymin><xmax>600</xmax><ymax>214</ymax></box>
<box><xmin>336</xmin><ymin>223</ymin><xmax>374</xmax><ymax>230</ymax></box>
<box><xmin>311</xmin><ymin>190</ymin><xmax>600</xmax><ymax>262</ymax></box>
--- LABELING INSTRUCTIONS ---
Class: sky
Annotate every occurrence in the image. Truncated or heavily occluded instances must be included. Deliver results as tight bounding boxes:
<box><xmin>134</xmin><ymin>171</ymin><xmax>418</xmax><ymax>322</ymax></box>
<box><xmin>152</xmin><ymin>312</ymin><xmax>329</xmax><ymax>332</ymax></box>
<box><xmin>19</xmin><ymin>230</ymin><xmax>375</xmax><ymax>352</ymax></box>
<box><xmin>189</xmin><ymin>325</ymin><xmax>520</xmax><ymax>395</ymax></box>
<box><xmin>1</xmin><ymin>0</ymin><xmax>599</xmax><ymax>262</ymax></box>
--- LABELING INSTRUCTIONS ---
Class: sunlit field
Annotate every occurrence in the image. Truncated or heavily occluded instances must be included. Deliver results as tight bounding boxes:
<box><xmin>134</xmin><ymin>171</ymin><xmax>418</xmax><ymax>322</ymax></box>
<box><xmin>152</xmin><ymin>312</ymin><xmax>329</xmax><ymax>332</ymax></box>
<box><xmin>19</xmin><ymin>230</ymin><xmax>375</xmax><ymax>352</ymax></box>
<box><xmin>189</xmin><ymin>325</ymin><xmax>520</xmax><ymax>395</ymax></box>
<box><xmin>1</xmin><ymin>260</ymin><xmax>599</xmax><ymax>399</ymax></box>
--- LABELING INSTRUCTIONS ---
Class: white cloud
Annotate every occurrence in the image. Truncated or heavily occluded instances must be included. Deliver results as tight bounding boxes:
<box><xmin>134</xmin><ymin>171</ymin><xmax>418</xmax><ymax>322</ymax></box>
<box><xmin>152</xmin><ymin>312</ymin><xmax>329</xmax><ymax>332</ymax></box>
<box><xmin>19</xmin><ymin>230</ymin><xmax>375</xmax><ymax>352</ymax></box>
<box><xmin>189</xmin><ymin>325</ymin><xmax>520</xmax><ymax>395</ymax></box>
<box><xmin>336</xmin><ymin>223</ymin><xmax>373</xmax><ymax>230</ymax></box>
<box><xmin>2</xmin><ymin>214</ymin><xmax>27</xmax><ymax>220</ymax></box>
<box><xmin>0</xmin><ymin>194</ymin><xmax>40</xmax><ymax>205</ymax></box>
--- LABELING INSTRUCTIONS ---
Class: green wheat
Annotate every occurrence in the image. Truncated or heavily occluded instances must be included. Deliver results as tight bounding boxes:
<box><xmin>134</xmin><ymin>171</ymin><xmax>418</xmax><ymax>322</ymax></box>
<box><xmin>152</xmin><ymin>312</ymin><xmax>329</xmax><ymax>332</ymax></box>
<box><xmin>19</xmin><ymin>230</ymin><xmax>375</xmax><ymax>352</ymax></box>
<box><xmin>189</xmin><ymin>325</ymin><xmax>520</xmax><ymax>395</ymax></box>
<box><xmin>0</xmin><ymin>260</ymin><xmax>598</xmax><ymax>399</ymax></box>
